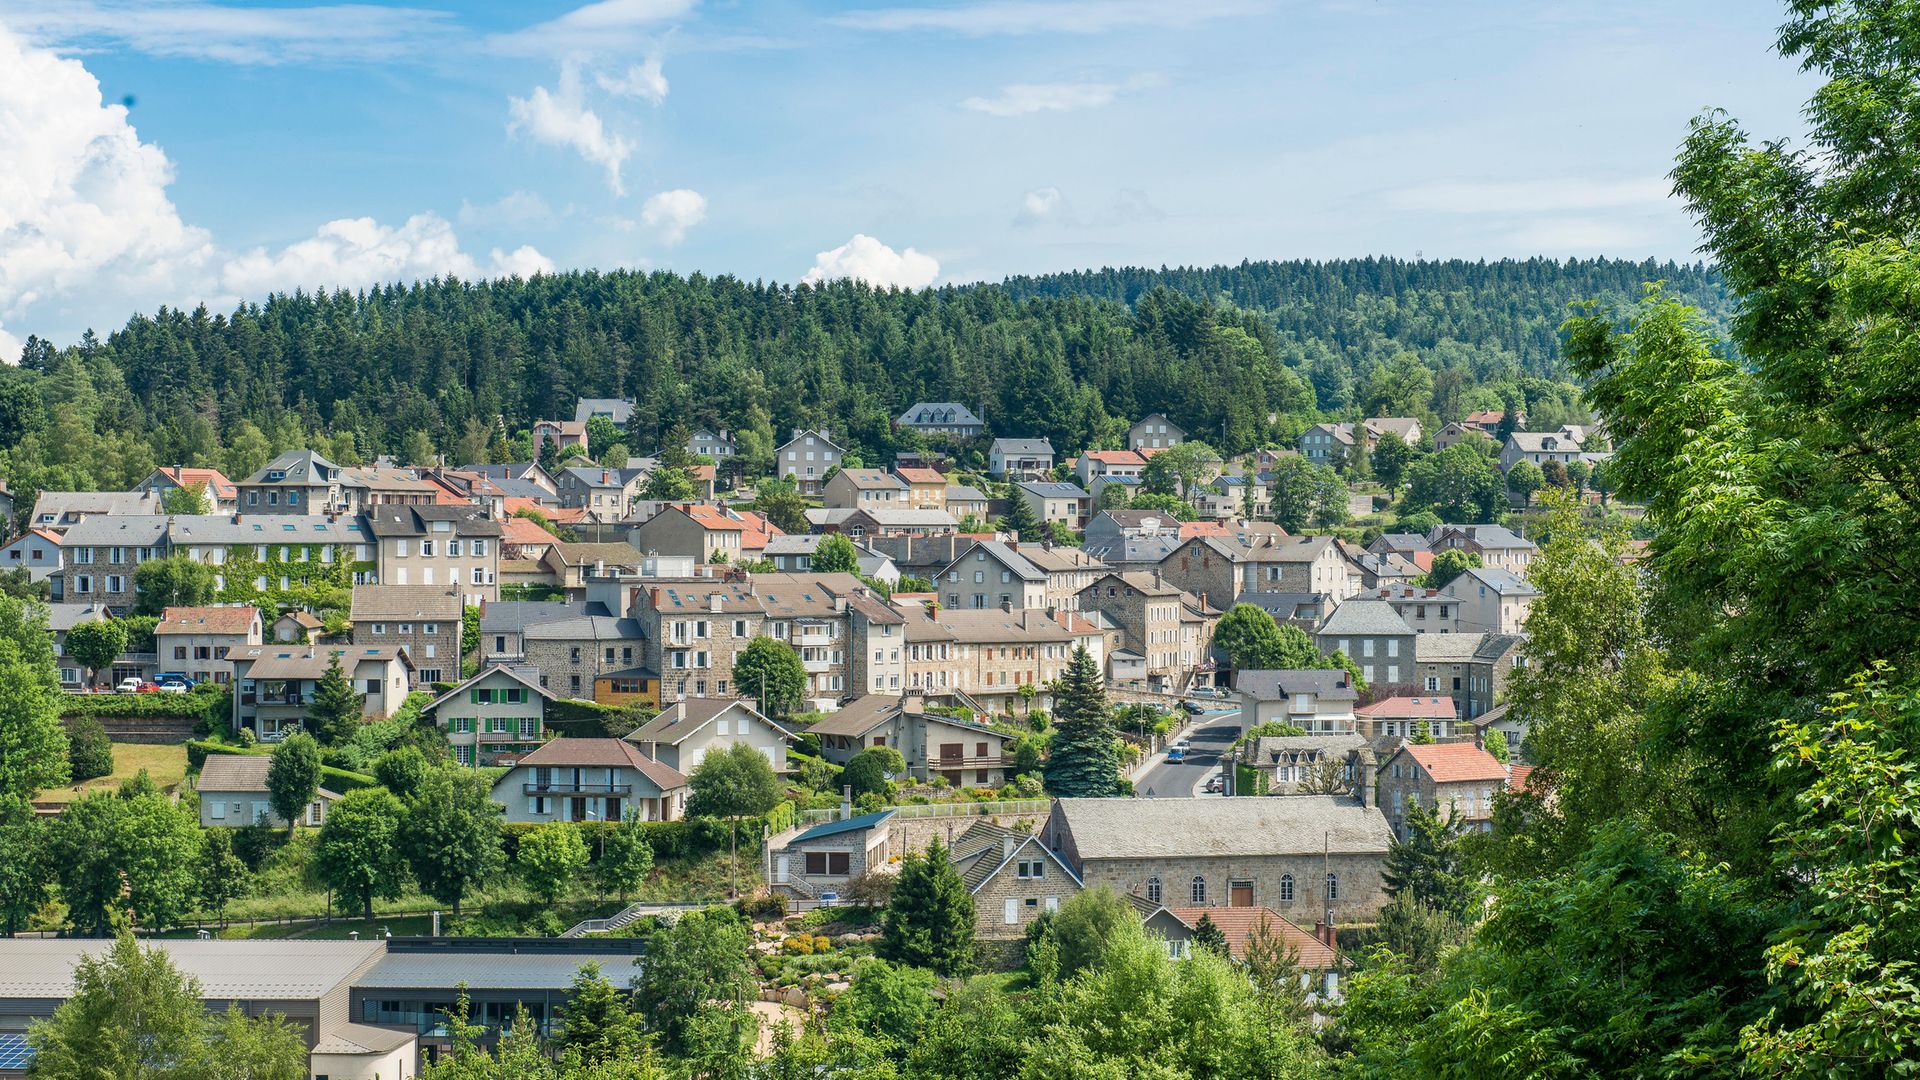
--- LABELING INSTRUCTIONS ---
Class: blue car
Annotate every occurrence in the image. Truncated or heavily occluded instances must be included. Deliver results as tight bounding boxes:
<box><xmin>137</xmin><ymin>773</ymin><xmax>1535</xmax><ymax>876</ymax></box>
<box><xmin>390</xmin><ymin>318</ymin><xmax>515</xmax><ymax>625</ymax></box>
<box><xmin>1165</xmin><ymin>747</ymin><xmax>1186</xmax><ymax>763</ymax></box>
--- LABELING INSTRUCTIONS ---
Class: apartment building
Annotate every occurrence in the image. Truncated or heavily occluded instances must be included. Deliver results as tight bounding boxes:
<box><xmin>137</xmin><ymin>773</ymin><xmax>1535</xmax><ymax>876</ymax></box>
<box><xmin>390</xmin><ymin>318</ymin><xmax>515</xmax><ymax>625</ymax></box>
<box><xmin>363</xmin><ymin>505</ymin><xmax>501</xmax><ymax>606</ymax></box>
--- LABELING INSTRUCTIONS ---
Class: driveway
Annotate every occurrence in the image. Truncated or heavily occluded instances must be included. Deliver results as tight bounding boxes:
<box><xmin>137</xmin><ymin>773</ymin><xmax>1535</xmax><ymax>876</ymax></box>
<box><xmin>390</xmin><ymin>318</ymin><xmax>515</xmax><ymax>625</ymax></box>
<box><xmin>1133</xmin><ymin>709</ymin><xmax>1242</xmax><ymax>798</ymax></box>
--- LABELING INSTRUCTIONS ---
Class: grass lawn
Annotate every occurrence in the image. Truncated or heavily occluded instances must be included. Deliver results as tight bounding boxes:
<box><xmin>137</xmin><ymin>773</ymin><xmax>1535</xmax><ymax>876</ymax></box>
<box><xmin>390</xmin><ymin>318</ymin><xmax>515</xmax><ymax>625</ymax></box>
<box><xmin>37</xmin><ymin>742</ymin><xmax>188</xmax><ymax>804</ymax></box>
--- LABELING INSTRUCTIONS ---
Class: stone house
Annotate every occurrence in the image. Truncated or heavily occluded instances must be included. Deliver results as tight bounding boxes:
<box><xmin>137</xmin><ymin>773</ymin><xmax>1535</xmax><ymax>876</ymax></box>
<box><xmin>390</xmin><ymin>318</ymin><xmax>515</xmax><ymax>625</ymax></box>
<box><xmin>1237</xmin><ymin>535</ymin><xmax>1355</xmax><ymax>599</ymax></box>
<box><xmin>824</xmin><ymin>469</ymin><xmax>909</xmax><ymax>511</ymax></box>
<box><xmin>1016</xmin><ymin>481</ymin><xmax>1091</xmax><ymax>530</ymax></box>
<box><xmin>688</xmin><ymin>427</ymin><xmax>737</xmax><ymax>462</ymax></box>
<box><xmin>556</xmin><ymin>465</ymin><xmax>645</xmax><ymax>521</ymax></box>
<box><xmin>1236</xmin><ymin>669</ymin><xmax>1358</xmax><ymax>733</ymax></box>
<box><xmin>951</xmin><ymin>821</ymin><xmax>1083</xmax><ymax>941</ymax></box>
<box><xmin>1076</xmin><ymin>571</ymin><xmax>1216</xmax><ymax>692</ymax></box>
<box><xmin>272</xmin><ymin>611</ymin><xmax>324</xmax><ymax>644</ymax></box>
<box><xmin>771</xmin><ymin>810</ymin><xmax>898</xmax><ymax>902</ymax></box>
<box><xmin>1439</xmin><ymin>566</ymin><xmax>1538</xmax><ymax>634</ymax></box>
<box><xmin>490</xmin><ymin>738</ymin><xmax>686</xmax><ymax>823</ymax></box>
<box><xmin>153</xmin><ymin>605</ymin><xmax>262</xmax><ymax>686</ymax></box>
<box><xmin>198</xmin><ymin>755</ymin><xmax>338</xmax><ymax>828</ymax></box>
<box><xmin>349</xmin><ymin>584</ymin><xmax>462</xmax><ymax>687</ymax></box>
<box><xmin>532</xmin><ymin>419</ymin><xmax>590</xmax><ymax>457</ymax></box>
<box><xmin>1019</xmin><ymin>543</ymin><xmax>1107</xmax><ymax>612</ymax></box>
<box><xmin>893</xmin><ymin>467</ymin><xmax>948</xmax><ymax>511</ymax></box>
<box><xmin>777</xmin><ymin>428</ymin><xmax>845</xmax><ymax>494</ymax></box>
<box><xmin>425</xmin><ymin>665</ymin><xmax>552</xmax><ymax>766</ymax></box>
<box><xmin>624</xmin><ymin>697</ymin><xmax>794</xmax><ymax>774</ymax></box>
<box><xmin>363</xmin><ymin>505</ymin><xmax>501</xmax><ymax>606</ymax></box>
<box><xmin>1129</xmin><ymin>413</ymin><xmax>1186</xmax><ymax>451</ymax></box>
<box><xmin>1426</xmin><ymin>524</ymin><xmax>1537</xmax><ymax>577</ymax></box>
<box><xmin>1375</xmin><ymin>741</ymin><xmax>1509</xmax><ymax>836</ymax></box>
<box><xmin>1499</xmin><ymin>429</ymin><xmax>1587</xmax><ymax>473</ymax></box>
<box><xmin>629</xmin><ymin>503</ymin><xmax>782</xmax><ymax>564</ymax></box>
<box><xmin>1413</xmin><ymin>632</ymin><xmax>1526</xmax><ymax>721</ymax></box>
<box><xmin>626</xmin><ymin>579</ymin><xmax>763</xmax><ymax>703</ymax></box>
<box><xmin>1041</xmin><ymin>797</ymin><xmax>1395</xmax><ymax>921</ymax></box>
<box><xmin>804</xmin><ymin>693</ymin><xmax>1013</xmax><ymax>787</ymax></box>
<box><xmin>988</xmin><ymin>438</ymin><xmax>1055</xmax><ymax>481</ymax></box>
<box><xmin>230</xmin><ymin>645</ymin><xmax>413</xmax><ymax>739</ymax></box>
<box><xmin>1371</xmin><ymin>585</ymin><xmax>1460</xmax><ymax>635</ymax></box>
<box><xmin>1315</xmin><ymin>599</ymin><xmax>1417</xmax><ymax>689</ymax></box>
<box><xmin>898</xmin><ymin>608</ymin><xmax>1104</xmax><ymax>714</ymax></box>
<box><xmin>49</xmin><ymin>516</ymin><xmax>167</xmax><ymax>613</ymax></box>
<box><xmin>521</xmin><ymin>612</ymin><xmax>646</xmax><ymax>700</ymax></box>
<box><xmin>1244</xmin><ymin>733</ymin><xmax>1370</xmax><ymax>796</ymax></box>
<box><xmin>844</xmin><ymin>590</ymin><xmax>907</xmax><ymax>697</ymax></box>
<box><xmin>935</xmin><ymin>540</ymin><xmax>1048</xmax><ymax>611</ymax></box>
<box><xmin>1154</xmin><ymin>535</ymin><xmax>1252</xmax><ymax>613</ymax></box>
<box><xmin>541</xmin><ymin>543</ymin><xmax>653</xmax><ymax>594</ymax></box>
<box><xmin>236</xmin><ymin>450</ymin><xmax>351</xmax><ymax>515</ymax></box>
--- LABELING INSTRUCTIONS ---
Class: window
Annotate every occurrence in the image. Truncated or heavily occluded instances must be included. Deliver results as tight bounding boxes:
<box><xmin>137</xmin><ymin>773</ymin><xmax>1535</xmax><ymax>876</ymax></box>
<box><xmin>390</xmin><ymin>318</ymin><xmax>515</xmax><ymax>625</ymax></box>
<box><xmin>399</xmin><ymin>623</ymin><xmax>413</xmax><ymax>635</ymax></box>
<box><xmin>174</xmin><ymin>646</ymin><xmax>188</xmax><ymax>659</ymax></box>
<box><xmin>1279</xmin><ymin>874</ymin><xmax>1294</xmax><ymax>902</ymax></box>
<box><xmin>1325</xmin><ymin>873</ymin><xmax>1339</xmax><ymax>901</ymax></box>
<box><xmin>1004</xmin><ymin>898</ymin><xmax>1020</xmax><ymax>924</ymax></box>
<box><xmin>1190</xmin><ymin>877</ymin><xmax>1207</xmax><ymax>904</ymax></box>
<box><xmin>421</xmin><ymin>540</ymin><xmax>435</xmax><ymax>557</ymax></box>
<box><xmin>447</xmin><ymin>539</ymin><xmax>461</xmax><ymax>557</ymax></box>
<box><xmin>371</xmin><ymin>623</ymin><xmax>386</xmax><ymax>635</ymax></box>
<box><xmin>1017</xmin><ymin>859</ymin><xmax>1045</xmax><ymax>880</ymax></box>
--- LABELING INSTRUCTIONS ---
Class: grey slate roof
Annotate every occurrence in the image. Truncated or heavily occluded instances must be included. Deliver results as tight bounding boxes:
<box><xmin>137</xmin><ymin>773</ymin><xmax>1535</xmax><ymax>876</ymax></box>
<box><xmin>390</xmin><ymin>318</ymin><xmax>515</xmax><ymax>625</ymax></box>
<box><xmin>1018</xmin><ymin>481</ymin><xmax>1090</xmax><ymax>499</ymax></box>
<box><xmin>991</xmin><ymin>437</ymin><xmax>1054</xmax><ymax>456</ymax></box>
<box><xmin>478</xmin><ymin>600</ymin><xmax>592</xmax><ymax>634</ymax></box>
<box><xmin>1430</xmin><ymin>524</ymin><xmax>1535</xmax><ymax>550</ymax></box>
<box><xmin>1237</xmin><ymin>668</ymin><xmax>1358</xmax><ymax>702</ymax></box>
<box><xmin>56</xmin><ymin>515</ymin><xmax>169</xmax><ymax>546</ymax></box>
<box><xmin>943</xmin><ymin>484</ymin><xmax>987</xmax><ymax>503</ymax></box>
<box><xmin>1447</xmin><ymin>566</ymin><xmax>1540</xmax><ymax>596</ymax></box>
<box><xmin>44</xmin><ymin>603</ymin><xmax>109</xmax><ymax>632</ymax></box>
<box><xmin>242</xmin><ymin>449</ymin><xmax>339</xmax><ymax>486</ymax></box>
<box><xmin>0</xmin><ymin>940</ymin><xmax>384</xmax><ymax>999</ymax></box>
<box><xmin>1051</xmin><ymin>796</ymin><xmax>1393</xmax><ymax>859</ymax></box>
<box><xmin>352</xmin><ymin>948</ymin><xmax>625</xmax><ymax>991</ymax></box>
<box><xmin>1316</xmin><ymin>598</ymin><xmax>1415</xmax><ymax>638</ymax></box>
<box><xmin>166</xmin><ymin>514</ymin><xmax>369</xmax><ymax>545</ymax></box>
<box><xmin>898</xmin><ymin>402</ymin><xmax>984</xmax><ymax>427</ymax></box>
<box><xmin>789</xmin><ymin>809</ymin><xmax>895</xmax><ymax>844</ymax></box>
<box><xmin>362</xmin><ymin>505</ymin><xmax>502</xmax><ymax>537</ymax></box>
<box><xmin>1414</xmin><ymin>632</ymin><xmax>1490</xmax><ymax>663</ymax></box>
<box><xmin>574</xmin><ymin>398</ymin><xmax>636</xmax><ymax>424</ymax></box>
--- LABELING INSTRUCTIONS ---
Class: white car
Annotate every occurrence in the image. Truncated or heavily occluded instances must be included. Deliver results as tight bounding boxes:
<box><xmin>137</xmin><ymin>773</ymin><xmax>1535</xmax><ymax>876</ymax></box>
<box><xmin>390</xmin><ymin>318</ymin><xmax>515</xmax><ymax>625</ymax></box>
<box><xmin>115</xmin><ymin>676</ymin><xmax>143</xmax><ymax>693</ymax></box>
<box><xmin>1170</xmin><ymin>739</ymin><xmax>1192</xmax><ymax>755</ymax></box>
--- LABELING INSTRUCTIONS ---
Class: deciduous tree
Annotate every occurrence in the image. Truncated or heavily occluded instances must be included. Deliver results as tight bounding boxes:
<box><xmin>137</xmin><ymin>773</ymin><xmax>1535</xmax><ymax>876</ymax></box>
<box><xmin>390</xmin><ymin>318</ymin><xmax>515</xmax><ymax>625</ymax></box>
<box><xmin>265</xmin><ymin>732</ymin><xmax>320</xmax><ymax>837</ymax></box>
<box><xmin>517</xmin><ymin>821</ymin><xmax>589</xmax><ymax>906</ymax></box>
<box><xmin>314</xmin><ymin>787</ymin><xmax>408</xmax><ymax>919</ymax></box>
<box><xmin>402</xmin><ymin>767</ymin><xmax>504</xmax><ymax>918</ymax></box>
<box><xmin>732</xmin><ymin>636</ymin><xmax>806</xmax><ymax>718</ymax></box>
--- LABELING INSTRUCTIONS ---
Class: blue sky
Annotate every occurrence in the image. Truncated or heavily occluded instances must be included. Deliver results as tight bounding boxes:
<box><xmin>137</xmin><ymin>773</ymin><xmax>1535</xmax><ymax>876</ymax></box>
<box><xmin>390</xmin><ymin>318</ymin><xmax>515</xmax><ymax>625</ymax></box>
<box><xmin>0</xmin><ymin>1</ymin><xmax>1815</xmax><ymax>351</ymax></box>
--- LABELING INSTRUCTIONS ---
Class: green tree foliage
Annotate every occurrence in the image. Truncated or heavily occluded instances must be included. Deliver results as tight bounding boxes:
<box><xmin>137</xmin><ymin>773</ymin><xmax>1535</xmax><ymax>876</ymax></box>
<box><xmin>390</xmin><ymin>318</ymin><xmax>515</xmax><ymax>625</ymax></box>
<box><xmin>996</xmin><ymin>485</ymin><xmax>1041</xmax><ymax>541</ymax></box>
<box><xmin>1370</xmin><ymin>434</ymin><xmax>1419</xmax><ymax>492</ymax></box>
<box><xmin>1125</xmin><ymin>491</ymin><xmax>1198</xmax><ymax>521</ymax></box>
<box><xmin>196</xmin><ymin>827</ymin><xmax>247</xmax><ymax>925</ymax></box>
<box><xmin>1420</xmin><ymin>549</ymin><xmax>1481</xmax><ymax>591</ymax></box>
<box><xmin>65</xmin><ymin>716</ymin><xmax>113</xmax><ymax>781</ymax></box>
<box><xmin>1189</xmin><ymin>911</ymin><xmax>1228</xmax><ymax>956</ymax></box>
<box><xmin>372</xmin><ymin>745</ymin><xmax>429</xmax><ymax>799</ymax></box>
<box><xmin>594</xmin><ymin>816</ymin><xmax>654</xmax><ymax>901</ymax></box>
<box><xmin>518</xmin><ymin>821</ymin><xmax>589</xmax><ymax>906</ymax></box>
<box><xmin>829</xmin><ymin>957</ymin><xmax>940</xmax><ymax>1054</ymax></box>
<box><xmin>812</xmin><ymin>533</ymin><xmax>862</xmax><ymax>575</ymax></box>
<box><xmin>308</xmin><ymin>652</ymin><xmax>364</xmax><ymax>746</ymax></box>
<box><xmin>314</xmin><ymin>787</ymin><xmax>408</xmax><ymax>919</ymax></box>
<box><xmin>752</xmin><ymin>477</ymin><xmax>810</xmax><ymax>535</ymax></box>
<box><xmin>160</xmin><ymin>483</ymin><xmax>212</xmax><ymax>515</ymax></box>
<box><xmin>63</xmin><ymin>619</ymin><xmax>126</xmax><ymax>690</ymax></box>
<box><xmin>0</xmin><ymin>795</ymin><xmax>50</xmax><ymax>935</ymax></box>
<box><xmin>0</xmin><ymin>596</ymin><xmax>68</xmax><ymax>801</ymax></box>
<box><xmin>1401</xmin><ymin>442</ymin><xmax>1506</xmax><ymax>524</ymax></box>
<box><xmin>47</xmin><ymin>783</ymin><xmax>201</xmax><ymax>934</ymax></box>
<box><xmin>641</xmin><ymin>466</ymin><xmax>696</xmax><ymax>502</ymax></box>
<box><xmin>1032</xmin><ymin>886</ymin><xmax>1140</xmax><ymax>980</ymax></box>
<box><xmin>1266</xmin><ymin>457</ymin><xmax>1346</xmax><ymax>533</ymax></box>
<box><xmin>879</xmin><ymin>840</ymin><xmax>975</xmax><ymax>977</ymax></box>
<box><xmin>1212</xmin><ymin>604</ymin><xmax>1319</xmax><ymax>671</ymax></box>
<box><xmin>843</xmin><ymin>745</ymin><xmax>905</xmax><ymax>800</ymax></box>
<box><xmin>732</xmin><ymin>636</ymin><xmax>806</xmax><ymax>717</ymax></box>
<box><xmin>1381</xmin><ymin>798</ymin><xmax>1471</xmax><ymax>918</ymax></box>
<box><xmin>633</xmin><ymin>907</ymin><xmax>754</xmax><ymax>1056</ymax></box>
<box><xmin>1141</xmin><ymin>440</ymin><xmax>1221</xmax><ymax>499</ymax></box>
<box><xmin>403</xmin><ymin>768</ymin><xmax>505</xmax><ymax>918</ymax></box>
<box><xmin>28</xmin><ymin>934</ymin><xmax>309</xmax><ymax>1080</ymax></box>
<box><xmin>1505</xmin><ymin>459</ymin><xmax>1544</xmax><ymax>506</ymax></box>
<box><xmin>1041</xmin><ymin>646</ymin><xmax>1127</xmax><ymax>797</ymax></box>
<box><xmin>265</xmin><ymin>732</ymin><xmax>320</xmax><ymax>836</ymax></box>
<box><xmin>130</xmin><ymin>556</ymin><xmax>217</xmax><ymax>616</ymax></box>
<box><xmin>1482</xmin><ymin>728</ymin><xmax>1509</xmax><ymax>764</ymax></box>
<box><xmin>686</xmin><ymin>741</ymin><xmax>782</xmax><ymax>899</ymax></box>
<box><xmin>555</xmin><ymin>962</ymin><xmax>649</xmax><ymax>1066</ymax></box>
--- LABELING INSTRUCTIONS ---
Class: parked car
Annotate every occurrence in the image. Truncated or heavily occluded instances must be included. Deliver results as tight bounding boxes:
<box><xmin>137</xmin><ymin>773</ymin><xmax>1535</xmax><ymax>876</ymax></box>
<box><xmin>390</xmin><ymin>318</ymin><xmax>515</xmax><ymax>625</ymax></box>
<box><xmin>1204</xmin><ymin>774</ymin><xmax>1226</xmax><ymax>793</ymax></box>
<box><xmin>115</xmin><ymin>676</ymin><xmax>143</xmax><ymax>693</ymax></box>
<box><xmin>158</xmin><ymin>682</ymin><xmax>190</xmax><ymax>694</ymax></box>
<box><xmin>817</xmin><ymin>892</ymin><xmax>842</xmax><ymax>908</ymax></box>
<box><xmin>154</xmin><ymin>672</ymin><xmax>195</xmax><ymax>689</ymax></box>
<box><xmin>135</xmin><ymin>682</ymin><xmax>162</xmax><ymax>693</ymax></box>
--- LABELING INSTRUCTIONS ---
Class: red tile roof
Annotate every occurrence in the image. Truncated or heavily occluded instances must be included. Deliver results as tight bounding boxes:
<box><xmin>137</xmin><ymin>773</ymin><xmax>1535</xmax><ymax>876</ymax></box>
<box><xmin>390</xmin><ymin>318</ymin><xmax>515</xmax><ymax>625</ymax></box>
<box><xmin>1165</xmin><ymin>907</ymin><xmax>1342</xmax><ymax>968</ymax></box>
<box><xmin>500</xmin><ymin>516</ymin><xmax>559</xmax><ymax>546</ymax></box>
<box><xmin>154</xmin><ymin>605</ymin><xmax>260</xmax><ymax>636</ymax></box>
<box><xmin>1464</xmin><ymin>410</ymin><xmax>1506</xmax><ymax>426</ymax></box>
<box><xmin>1507</xmin><ymin>763</ymin><xmax>1538</xmax><ymax>794</ymax></box>
<box><xmin>1401</xmin><ymin>742</ymin><xmax>1508</xmax><ymax>784</ymax></box>
<box><xmin>1355</xmin><ymin>695</ymin><xmax>1457</xmax><ymax>719</ymax></box>
<box><xmin>1083</xmin><ymin>450</ymin><xmax>1147</xmax><ymax>467</ymax></box>
<box><xmin>515</xmin><ymin>738</ymin><xmax>687</xmax><ymax>789</ymax></box>
<box><xmin>158</xmin><ymin>466</ymin><xmax>237</xmax><ymax>500</ymax></box>
<box><xmin>895</xmin><ymin>467</ymin><xmax>944</xmax><ymax>485</ymax></box>
<box><xmin>1179</xmin><ymin>521</ymin><xmax>1230</xmax><ymax>539</ymax></box>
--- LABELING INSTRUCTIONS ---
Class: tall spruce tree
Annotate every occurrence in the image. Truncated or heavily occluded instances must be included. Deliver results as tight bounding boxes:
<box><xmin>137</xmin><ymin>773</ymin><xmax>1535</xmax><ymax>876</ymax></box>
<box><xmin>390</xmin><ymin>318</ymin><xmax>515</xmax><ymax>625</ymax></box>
<box><xmin>309</xmin><ymin>652</ymin><xmax>364</xmax><ymax>746</ymax></box>
<box><xmin>997</xmin><ymin>488</ymin><xmax>1040</xmax><ymax>542</ymax></box>
<box><xmin>879</xmin><ymin>841</ymin><xmax>975</xmax><ymax>977</ymax></box>
<box><xmin>1043</xmin><ymin>646</ymin><xmax>1127</xmax><ymax>797</ymax></box>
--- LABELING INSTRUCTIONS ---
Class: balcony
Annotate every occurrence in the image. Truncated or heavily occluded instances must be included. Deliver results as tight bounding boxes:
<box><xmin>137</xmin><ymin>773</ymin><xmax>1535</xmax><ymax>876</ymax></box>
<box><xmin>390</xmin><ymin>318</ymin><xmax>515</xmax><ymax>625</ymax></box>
<box><xmin>523</xmin><ymin>782</ymin><xmax>632</xmax><ymax>796</ymax></box>
<box><xmin>801</xmin><ymin>657</ymin><xmax>833</xmax><ymax>674</ymax></box>
<box><xmin>930</xmin><ymin>755</ymin><xmax>1015</xmax><ymax>771</ymax></box>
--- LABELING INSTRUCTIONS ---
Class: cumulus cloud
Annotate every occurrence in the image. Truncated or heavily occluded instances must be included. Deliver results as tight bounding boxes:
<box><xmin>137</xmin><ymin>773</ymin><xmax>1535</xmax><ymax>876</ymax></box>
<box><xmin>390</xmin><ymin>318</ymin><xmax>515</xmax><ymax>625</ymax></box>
<box><xmin>222</xmin><ymin>215</ymin><xmax>552</xmax><ymax>296</ymax></box>
<box><xmin>0</xmin><ymin>25</ymin><xmax>550</xmax><ymax>349</ymax></box>
<box><xmin>640</xmin><ymin>189</ymin><xmax>708</xmax><ymax>243</ymax></box>
<box><xmin>801</xmin><ymin>235</ymin><xmax>939</xmax><ymax>290</ymax></box>
<box><xmin>598</xmin><ymin>56</ymin><xmax>670</xmax><ymax>104</ymax></box>
<box><xmin>508</xmin><ymin>62</ymin><xmax>635</xmax><ymax>195</ymax></box>
<box><xmin>1016</xmin><ymin>187</ymin><xmax>1067</xmax><ymax>225</ymax></box>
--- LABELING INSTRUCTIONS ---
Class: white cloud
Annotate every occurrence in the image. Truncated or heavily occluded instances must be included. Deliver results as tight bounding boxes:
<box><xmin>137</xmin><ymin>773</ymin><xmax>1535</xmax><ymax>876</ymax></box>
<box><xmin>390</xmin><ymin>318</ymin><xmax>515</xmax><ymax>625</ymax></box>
<box><xmin>802</xmin><ymin>234</ymin><xmax>939</xmax><ymax>290</ymax></box>
<box><xmin>0</xmin><ymin>25</ymin><xmax>550</xmax><ymax>348</ymax></box>
<box><xmin>221</xmin><ymin>214</ymin><xmax>552</xmax><ymax>297</ymax></box>
<box><xmin>2</xmin><ymin>0</ymin><xmax>455</xmax><ymax>64</ymax></box>
<box><xmin>457</xmin><ymin>190</ymin><xmax>556</xmax><ymax>228</ymax></box>
<box><xmin>640</xmin><ymin>189</ymin><xmax>707</xmax><ymax>244</ymax></box>
<box><xmin>500</xmin><ymin>0</ymin><xmax>698</xmax><ymax>57</ymax></box>
<box><xmin>598</xmin><ymin>56</ymin><xmax>670</xmax><ymax>104</ymax></box>
<box><xmin>963</xmin><ymin>81</ymin><xmax>1117</xmax><ymax>116</ymax></box>
<box><xmin>836</xmin><ymin>0</ymin><xmax>1264</xmax><ymax>36</ymax></box>
<box><xmin>508</xmin><ymin>62</ymin><xmax>635</xmax><ymax>195</ymax></box>
<box><xmin>1016</xmin><ymin>187</ymin><xmax>1067</xmax><ymax>225</ymax></box>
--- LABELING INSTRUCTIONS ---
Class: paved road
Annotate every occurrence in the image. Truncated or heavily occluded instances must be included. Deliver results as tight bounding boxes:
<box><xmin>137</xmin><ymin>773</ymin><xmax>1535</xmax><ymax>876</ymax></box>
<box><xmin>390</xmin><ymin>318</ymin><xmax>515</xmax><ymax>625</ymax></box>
<box><xmin>1134</xmin><ymin>710</ymin><xmax>1243</xmax><ymax>798</ymax></box>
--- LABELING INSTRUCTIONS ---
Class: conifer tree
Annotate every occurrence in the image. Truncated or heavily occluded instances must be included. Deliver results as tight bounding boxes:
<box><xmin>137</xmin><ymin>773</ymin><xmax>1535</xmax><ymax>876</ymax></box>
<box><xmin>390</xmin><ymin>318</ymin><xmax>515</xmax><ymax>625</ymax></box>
<box><xmin>1190</xmin><ymin>911</ymin><xmax>1229</xmax><ymax>956</ymax></box>
<box><xmin>997</xmin><ymin>488</ymin><xmax>1040</xmax><ymax>541</ymax></box>
<box><xmin>879</xmin><ymin>841</ymin><xmax>975</xmax><ymax>976</ymax></box>
<box><xmin>1042</xmin><ymin>646</ymin><xmax>1128</xmax><ymax>797</ymax></box>
<box><xmin>309</xmin><ymin>652</ymin><xmax>363</xmax><ymax>746</ymax></box>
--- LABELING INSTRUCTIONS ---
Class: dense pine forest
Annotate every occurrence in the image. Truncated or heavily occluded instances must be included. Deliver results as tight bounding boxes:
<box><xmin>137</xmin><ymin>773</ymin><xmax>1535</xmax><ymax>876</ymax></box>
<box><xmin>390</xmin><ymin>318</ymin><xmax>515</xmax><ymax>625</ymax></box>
<box><xmin>0</xmin><ymin>257</ymin><xmax>1723</xmax><ymax>510</ymax></box>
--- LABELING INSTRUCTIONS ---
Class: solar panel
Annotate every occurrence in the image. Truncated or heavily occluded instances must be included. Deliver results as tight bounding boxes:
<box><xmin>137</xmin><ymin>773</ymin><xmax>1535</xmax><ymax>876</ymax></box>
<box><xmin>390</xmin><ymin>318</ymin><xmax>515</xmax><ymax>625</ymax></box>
<box><xmin>0</xmin><ymin>1033</ymin><xmax>35</xmax><ymax>1070</ymax></box>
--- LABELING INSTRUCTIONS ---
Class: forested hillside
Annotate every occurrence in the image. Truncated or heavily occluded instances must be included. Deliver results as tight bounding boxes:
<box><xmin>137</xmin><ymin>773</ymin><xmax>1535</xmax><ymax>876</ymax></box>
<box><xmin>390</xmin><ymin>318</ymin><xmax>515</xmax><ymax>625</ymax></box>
<box><xmin>0</xmin><ymin>257</ymin><xmax>1717</xmax><ymax>511</ymax></box>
